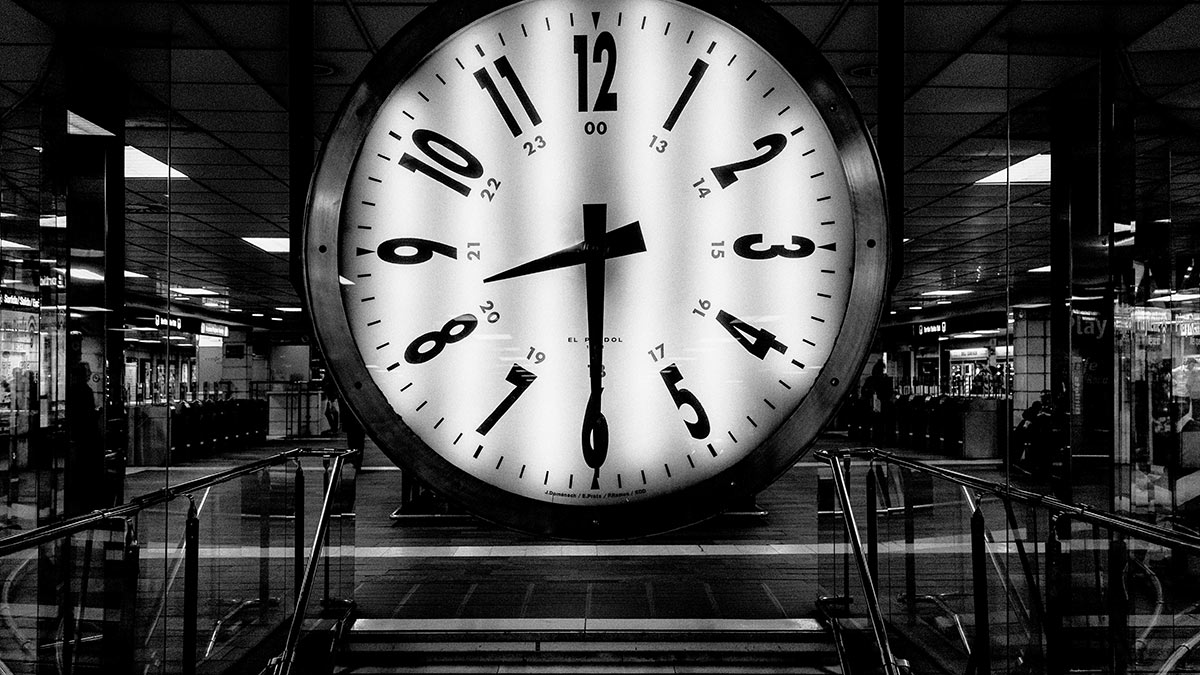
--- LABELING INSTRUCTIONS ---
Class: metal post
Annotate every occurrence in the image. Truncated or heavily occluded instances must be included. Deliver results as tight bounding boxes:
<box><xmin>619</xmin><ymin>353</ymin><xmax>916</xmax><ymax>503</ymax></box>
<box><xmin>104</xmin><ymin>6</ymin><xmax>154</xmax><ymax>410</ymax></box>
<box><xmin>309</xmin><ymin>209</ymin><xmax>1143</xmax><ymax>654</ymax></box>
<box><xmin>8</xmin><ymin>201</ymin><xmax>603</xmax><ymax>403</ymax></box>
<box><xmin>259</xmin><ymin>468</ymin><xmax>272</xmax><ymax>620</ymax></box>
<box><xmin>825</xmin><ymin>451</ymin><xmax>902</xmax><ymax>675</ymax></box>
<box><xmin>322</xmin><ymin>458</ymin><xmax>331</xmax><ymax>605</ymax></box>
<box><xmin>1045</xmin><ymin>515</ymin><xmax>1064</xmax><ymax>675</ymax></box>
<box><xmin>275</xmin><ymin>453</ymin><xmax>347</xmax><ymax>675</ymax></box>
<box><xmin>971</xmin><ymin>505</ymin><xmax>991</xmax><ymax>675</ymax></box>
<box><xmin>1108</xmin><ymin>534</ymin><xmax>1128</xmax><ymax>675</ymax></box>
<box><xmin>904</xmin><ymin>470</ymin><xmax>916</xmax><ymax>619</ymax></box>
<box><xmin>294</xmin><ymin>459</ymin><xmax>304</xmax><ymax>600</ymax></box>
<box><xmin>867</xmin><ymin>465</ymin><xmax>878</xmax><ymax>591</ymax></box>
<box><xmin>183</xmin><ymin>498</ymin><xmax>199</xmax><ymax>675</ymax></box>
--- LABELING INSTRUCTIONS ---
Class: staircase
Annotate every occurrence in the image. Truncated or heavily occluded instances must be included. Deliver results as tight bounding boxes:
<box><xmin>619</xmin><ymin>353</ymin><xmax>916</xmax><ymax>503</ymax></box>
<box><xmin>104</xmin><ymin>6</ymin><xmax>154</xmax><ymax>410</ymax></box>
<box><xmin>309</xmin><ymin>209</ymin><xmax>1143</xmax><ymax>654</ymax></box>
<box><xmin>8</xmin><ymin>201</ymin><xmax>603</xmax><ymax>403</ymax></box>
<box><xmin>332</xmin><ymin>617</ymin><xmax>843</xmax><ymax>673</ymax></box>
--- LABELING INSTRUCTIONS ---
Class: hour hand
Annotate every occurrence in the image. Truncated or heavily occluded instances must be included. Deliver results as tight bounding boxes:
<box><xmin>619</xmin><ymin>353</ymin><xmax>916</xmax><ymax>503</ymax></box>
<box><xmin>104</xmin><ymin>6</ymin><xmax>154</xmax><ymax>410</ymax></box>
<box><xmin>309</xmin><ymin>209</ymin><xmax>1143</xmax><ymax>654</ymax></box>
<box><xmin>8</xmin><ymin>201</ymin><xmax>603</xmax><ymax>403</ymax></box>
<box><xmin>483</xmin><ymin>221</ymin><xmax>646</xmax><ymax>283</ymax></box>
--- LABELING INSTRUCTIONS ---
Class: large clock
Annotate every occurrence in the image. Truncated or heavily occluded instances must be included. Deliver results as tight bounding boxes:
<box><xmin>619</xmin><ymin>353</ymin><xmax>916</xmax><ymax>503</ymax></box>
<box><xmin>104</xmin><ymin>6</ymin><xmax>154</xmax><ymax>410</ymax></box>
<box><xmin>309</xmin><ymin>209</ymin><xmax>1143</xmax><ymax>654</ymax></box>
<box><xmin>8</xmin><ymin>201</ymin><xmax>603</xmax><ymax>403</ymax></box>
<box><xmin>304</xmin><ymin>0</ymin><xmax>888</xmax><ymax>539</ymax></box>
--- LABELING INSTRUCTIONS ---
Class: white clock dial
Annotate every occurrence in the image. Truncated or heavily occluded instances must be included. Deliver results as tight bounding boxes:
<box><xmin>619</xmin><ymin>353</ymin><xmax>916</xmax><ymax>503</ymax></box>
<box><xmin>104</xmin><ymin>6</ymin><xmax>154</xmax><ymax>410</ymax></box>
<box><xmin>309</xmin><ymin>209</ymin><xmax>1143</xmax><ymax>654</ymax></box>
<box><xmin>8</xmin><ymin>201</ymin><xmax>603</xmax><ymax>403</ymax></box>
<box><xmin>305</xmin><ymin>0</ymin><xmax>888</xmax><ymax>538</ymax></box>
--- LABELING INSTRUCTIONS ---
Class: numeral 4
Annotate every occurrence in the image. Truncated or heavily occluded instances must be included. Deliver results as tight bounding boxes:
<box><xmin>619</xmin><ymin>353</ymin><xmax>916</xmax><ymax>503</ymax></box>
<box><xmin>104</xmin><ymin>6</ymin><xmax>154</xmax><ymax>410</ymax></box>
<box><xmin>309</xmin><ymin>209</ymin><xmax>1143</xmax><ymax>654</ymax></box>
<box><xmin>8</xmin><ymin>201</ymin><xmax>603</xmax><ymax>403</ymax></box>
<box><xmin>716</xmin><ymin>309</ymin><xmax>787</xmax><ymax>360</ymax></box>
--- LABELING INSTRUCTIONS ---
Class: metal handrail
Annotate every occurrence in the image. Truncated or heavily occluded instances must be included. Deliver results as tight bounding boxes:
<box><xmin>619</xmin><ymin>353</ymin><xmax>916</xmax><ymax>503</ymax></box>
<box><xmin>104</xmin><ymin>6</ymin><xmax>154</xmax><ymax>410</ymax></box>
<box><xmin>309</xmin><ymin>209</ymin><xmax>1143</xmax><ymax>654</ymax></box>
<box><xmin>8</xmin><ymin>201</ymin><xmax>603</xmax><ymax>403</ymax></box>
<box><xmin>0</xmin><ymin>447</ymin><xmax>342</xmax><ymax>557</ymax></box>
<box><xmin>832</xmin><ymin>446</ymin><xmax>1200</xmax><ymax>554</ymax></box>
<box><xmin>269</xmin><ymin>453</ymin><xmax>348</xmax><ymax>675</ymax></box>
<box><xmin>816</xmin><ymin>449</ymin><xmax>904</xmax><ymax>675</ymax></box>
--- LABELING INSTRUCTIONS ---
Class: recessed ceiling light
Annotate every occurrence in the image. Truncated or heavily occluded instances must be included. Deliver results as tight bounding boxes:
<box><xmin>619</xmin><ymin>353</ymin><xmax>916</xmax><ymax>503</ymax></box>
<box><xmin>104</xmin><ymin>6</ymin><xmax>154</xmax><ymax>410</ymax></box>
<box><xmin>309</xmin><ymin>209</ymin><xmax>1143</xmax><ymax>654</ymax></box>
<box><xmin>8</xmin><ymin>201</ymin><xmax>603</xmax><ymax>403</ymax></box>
<box><xmin>125</xmin><ymin>146</ymin><xmax>188</xmax><ymax>179</ymax></box>
<box><xmin>889</xmin><ymin>310</ymin><xmax>896</xmax><ymax>315</ymax></box>
<box><xmin>252</xmin><ymin>313</ymin><xmax>264</xmax><ymax>317</ymax></box>
<box><xmin>952</xmin><ymin>333</ymin><xmax>981</xmax><ymax>339</ymax></box>
<box><xmin>244</xmin><ymin>237</ymin><xmax>290</xmax><ymax>253</ymax></box>
<box><xmin>271</xmin><ymin>317</ymin><xmax>283</xmax><ymax>321</ymax></box>
<box><xmin>936</xmin><ymin>300</ymin><xmax>951</xmax><ymax>305</ymax></box>
<box><xmin>908</xmin><ymin>305</ymin><xmax>922</xmax><ymax>310</ymax></box>
<box><xmin>921</xmin><ymin>290</ymin><xmax>973</xmax><ymax>296</ymax></box>
<box><xmin>170</xmin><ymin>287</ymin><xmax>219</xmax><ymax>296</ymax></box>
<box><xmin>229</xmin><ymin>308</ymin><xmax>243</xmax><ymax>313</ymax></box>
<box><xmin>1028</xmin><ymin>265</ymin><xmax>1052</xmax><ymax>273</ymax></box>
<box><xmin>976</xmin><ymin>154</ymin><xmax>1051</xmax><ymax>185</ymax></box>
<box><xmin>276</xmin><ymin>306</ymin><xmax>302</xmax><ymax>312</ymax></box>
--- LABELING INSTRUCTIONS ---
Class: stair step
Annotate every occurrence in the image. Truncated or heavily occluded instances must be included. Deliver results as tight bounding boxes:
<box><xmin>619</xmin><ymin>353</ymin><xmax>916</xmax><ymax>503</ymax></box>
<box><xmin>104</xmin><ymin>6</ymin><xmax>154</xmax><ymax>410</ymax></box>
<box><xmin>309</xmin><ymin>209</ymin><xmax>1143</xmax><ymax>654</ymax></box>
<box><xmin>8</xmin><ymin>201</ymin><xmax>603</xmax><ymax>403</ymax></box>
<box><xmin>339</xmin><ymin>618</ymin><xmax>840</xmax><ymax>673</ymax></box>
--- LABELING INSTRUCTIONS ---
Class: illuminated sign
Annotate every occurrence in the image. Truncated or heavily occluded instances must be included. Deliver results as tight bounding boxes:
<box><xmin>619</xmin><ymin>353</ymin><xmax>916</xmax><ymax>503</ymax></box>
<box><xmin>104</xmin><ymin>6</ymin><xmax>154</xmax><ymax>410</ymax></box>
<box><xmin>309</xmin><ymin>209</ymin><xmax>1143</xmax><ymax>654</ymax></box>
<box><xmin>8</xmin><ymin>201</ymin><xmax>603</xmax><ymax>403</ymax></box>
<box><xmin>154</xmin><ymin>314</ymin><xmax>182</xmax><ymax>330</ymax></box>
<box><xmin>949</xmin><ymin>348</ymin><xmax>989</xmax><ymax>359</ymax></box>
<box><xmin>200</xmin><ymin>322</ymin><xmax>229</xmax><ymax>338</ymax></box>
<box><xmin>917</xmin><ymin>321</ymin><xmax>947</xmax><ymax>336</ymax></box>
<box><xmin>0</xmin><ymin>291</ymin><xmax>40</xmax><ymax>311</ymax></box>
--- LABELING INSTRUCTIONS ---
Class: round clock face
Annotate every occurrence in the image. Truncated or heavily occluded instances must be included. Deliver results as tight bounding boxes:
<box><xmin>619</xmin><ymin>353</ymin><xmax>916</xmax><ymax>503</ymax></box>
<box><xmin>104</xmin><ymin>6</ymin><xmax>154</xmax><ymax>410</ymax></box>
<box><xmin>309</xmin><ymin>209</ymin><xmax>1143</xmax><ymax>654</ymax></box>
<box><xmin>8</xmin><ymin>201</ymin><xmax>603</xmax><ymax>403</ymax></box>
<box><xmin>305</xmin><ymin>0</ymin><xmax>888</xmax><ymax>538</ymax></box>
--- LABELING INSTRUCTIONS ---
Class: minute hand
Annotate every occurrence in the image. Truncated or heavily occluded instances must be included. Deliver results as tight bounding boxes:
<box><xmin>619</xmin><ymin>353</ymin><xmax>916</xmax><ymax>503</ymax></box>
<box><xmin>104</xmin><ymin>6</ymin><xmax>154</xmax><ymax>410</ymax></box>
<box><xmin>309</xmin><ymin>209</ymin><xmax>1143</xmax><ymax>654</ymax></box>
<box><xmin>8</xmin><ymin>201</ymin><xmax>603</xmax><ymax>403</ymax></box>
<box><xmin>482</xmin><ymin>221</ymin><xmax>646</xmax><ymax>283</ymax></box>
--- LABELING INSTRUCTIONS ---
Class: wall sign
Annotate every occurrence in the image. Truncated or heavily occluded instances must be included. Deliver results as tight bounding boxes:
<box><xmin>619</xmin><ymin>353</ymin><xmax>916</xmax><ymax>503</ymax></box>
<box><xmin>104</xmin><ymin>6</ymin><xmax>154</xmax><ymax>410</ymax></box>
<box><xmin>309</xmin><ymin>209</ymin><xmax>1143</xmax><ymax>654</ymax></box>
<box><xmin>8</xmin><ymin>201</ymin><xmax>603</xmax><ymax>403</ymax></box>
<box><xmin>303</xmin><ymin>0</ymin><xmax>889</xmax><ymax>538</ymax></box>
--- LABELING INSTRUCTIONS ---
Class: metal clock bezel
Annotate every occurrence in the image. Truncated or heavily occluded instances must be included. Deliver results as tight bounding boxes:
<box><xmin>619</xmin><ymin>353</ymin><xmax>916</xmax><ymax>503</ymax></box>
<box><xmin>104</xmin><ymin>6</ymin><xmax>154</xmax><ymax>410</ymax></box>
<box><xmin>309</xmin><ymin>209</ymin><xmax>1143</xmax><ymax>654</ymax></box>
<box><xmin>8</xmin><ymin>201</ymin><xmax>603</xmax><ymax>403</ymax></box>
<box><xmin>303</xmin><ymin>0</ymin><xmax>889</xmax><ymax>539</ymax></box>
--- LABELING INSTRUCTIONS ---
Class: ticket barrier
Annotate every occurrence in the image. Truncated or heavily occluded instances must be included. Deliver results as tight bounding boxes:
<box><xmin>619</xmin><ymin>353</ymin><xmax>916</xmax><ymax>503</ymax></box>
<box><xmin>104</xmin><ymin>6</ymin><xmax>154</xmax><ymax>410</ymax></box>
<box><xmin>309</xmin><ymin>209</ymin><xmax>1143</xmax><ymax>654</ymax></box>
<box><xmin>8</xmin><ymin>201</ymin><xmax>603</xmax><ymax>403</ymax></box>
<box><xmin>129</xmin><ymin>398</ymin><xmax>268</xmax><ymax>466</ymax></box>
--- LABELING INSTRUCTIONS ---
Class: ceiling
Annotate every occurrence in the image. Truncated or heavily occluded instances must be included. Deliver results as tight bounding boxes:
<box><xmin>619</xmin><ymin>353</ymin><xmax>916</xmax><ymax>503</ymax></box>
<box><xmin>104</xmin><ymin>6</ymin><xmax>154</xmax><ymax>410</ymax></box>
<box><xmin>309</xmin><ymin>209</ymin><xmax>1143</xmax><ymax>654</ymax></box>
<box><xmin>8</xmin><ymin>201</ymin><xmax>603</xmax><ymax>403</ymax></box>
<box><xmin>1</xmin><ymin>0</ymin><xmax>1199</xmax><ymax>338</ymax></box>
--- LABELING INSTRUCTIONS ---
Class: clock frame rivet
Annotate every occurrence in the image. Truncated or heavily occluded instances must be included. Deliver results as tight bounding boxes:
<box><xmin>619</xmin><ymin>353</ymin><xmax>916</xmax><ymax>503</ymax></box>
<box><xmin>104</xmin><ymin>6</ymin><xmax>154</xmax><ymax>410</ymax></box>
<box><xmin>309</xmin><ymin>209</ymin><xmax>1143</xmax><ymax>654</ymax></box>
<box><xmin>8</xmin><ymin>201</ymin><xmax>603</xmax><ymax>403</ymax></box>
<box><xmin>354</xmin><ymin>381</ymin><xmax>363</xmax><ymax>389</ymax></box>
<box><xmin>318</xmin><ymin>245</ymin><xmax>328</xmax><ymax>253</ymax></box>
<box><xmin>830</xmin><ymin>378</ymin><xmax>840</xmax><ymax>386</ymax></box>
<box><xmin>867</xmin><ymin>239</ymin><xmax>876</xmax><ymax>248</ymax></box>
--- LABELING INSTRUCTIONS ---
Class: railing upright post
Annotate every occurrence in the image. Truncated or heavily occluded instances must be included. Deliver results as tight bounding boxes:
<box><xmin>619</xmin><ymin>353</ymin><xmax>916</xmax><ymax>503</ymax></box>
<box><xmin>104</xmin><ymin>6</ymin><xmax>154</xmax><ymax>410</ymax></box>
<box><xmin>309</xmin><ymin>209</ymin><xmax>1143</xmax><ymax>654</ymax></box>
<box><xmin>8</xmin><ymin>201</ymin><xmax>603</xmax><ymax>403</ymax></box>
<box><xmin>260</xmin><ymin>467</ymin><xmax>272</xmax><ymax>621</ymax></box>
<box><xmin>1108</xmin><ymin>534</ymin><xmax>1128</xmax><ymax>675</ymax></box>
<box><xmin>322</xmin><ymin>458</ymin><xmax>332</xmax><ymax>605</ymax></box>
<box><xmin>294</xmin><ymin>459</ymin><xmax>304</xmax><ymax>600</ymax></box>
<box><xmin>904</xmin><ymin>469</ymin><xmax>916</xmax><ymax>619</ymax></box>
<box><xmin>971</xmin><ymin>504</ymin><xmax>991</xmax><ymax>675</ymax></box>
<box><xmin>183</xmin><ymin>497</ymin><xmax>200</xmax><ymax>675</ymax></box>
<box><xmin>867</xmin><ymin>464</ymin><xmax>878</xmax><ymax>591</ymax></box>
<box><xmin>1045</xmin><ymin>514</ymin><xmax>1064</xmax><ymax>675</ymax></box>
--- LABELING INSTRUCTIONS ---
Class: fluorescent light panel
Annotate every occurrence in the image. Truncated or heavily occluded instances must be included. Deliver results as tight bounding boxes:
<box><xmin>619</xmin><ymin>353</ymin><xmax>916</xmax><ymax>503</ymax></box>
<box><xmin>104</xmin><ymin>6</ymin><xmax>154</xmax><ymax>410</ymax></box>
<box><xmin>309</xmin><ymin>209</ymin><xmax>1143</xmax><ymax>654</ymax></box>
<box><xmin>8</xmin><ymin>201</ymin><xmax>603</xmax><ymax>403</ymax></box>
<box><xmin>170</xmin><ymin>287</ymin><xmax>219</xmax><ymax>296</ymax></box>
<box><xmin>67</xmin><ymin>111</ymin><xmax>115</xmax><ymax>137</ymax></box>
<box><xmin>976</xmin><ymin>154</ymin><xmax>1051</xmax><ymax>185</ymax></box>
<box><xmin>921</xmin><ymin>290</ymin><xmax>973</xmax><ymax>296</ymax></box>
<box><xmin>125</xmin><ymin>146</ymin><xmax>188</xmax><ymax>179</ymax></box>
<box><xmin>244</xmin><ymin>237</ymin><xmax>290</xmax><ymax>253</ymax></box>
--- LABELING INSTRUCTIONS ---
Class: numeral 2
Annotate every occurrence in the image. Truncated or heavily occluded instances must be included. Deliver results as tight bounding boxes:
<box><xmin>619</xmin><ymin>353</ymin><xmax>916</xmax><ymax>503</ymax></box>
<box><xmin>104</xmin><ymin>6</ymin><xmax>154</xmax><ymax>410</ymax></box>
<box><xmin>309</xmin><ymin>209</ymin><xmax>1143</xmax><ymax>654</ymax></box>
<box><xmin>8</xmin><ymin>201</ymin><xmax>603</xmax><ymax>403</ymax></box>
<box><xmin>574</xmin><ymin>32</ymin><xmax>618</xmax><ymax>112</ymax></box>
<box><xmin>475</xmin><ymin>56</ymin><xmax>542</xmax><ymax>137</ymax></box>
<box><xmin>711</xmin><ymin>133</ymin><xmax>787</xmax><ymax>188</ymax></box>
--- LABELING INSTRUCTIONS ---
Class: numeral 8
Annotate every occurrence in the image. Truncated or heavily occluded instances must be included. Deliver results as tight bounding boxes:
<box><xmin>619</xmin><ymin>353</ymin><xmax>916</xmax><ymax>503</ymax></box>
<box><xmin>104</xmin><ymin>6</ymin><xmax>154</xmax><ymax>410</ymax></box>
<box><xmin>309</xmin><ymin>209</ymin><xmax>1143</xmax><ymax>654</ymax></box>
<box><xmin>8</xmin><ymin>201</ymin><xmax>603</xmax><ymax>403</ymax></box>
<box><xmin>405</xmin><ymin>314</ymin><xmax>479</xmax><ymax>364</ymax></box>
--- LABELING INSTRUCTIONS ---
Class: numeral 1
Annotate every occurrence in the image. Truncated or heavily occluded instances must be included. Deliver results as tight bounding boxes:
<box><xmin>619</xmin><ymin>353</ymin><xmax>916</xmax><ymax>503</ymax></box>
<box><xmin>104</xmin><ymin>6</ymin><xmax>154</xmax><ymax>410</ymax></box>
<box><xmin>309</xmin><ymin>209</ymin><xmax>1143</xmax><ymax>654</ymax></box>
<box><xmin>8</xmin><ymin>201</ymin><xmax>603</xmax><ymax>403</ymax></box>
<box><xmin>476</xmin><ymin>363</ymin><xmax>537</xmax><ymax>435</ymax></box>
<box><xmin>398</xmin><ymin>129</ymin><xmax>485</xmax><ymax>197</ymax></box>
<box><xmin>663</xmin><ymin>58</ymin><xmax>708</xmax><ymax>131</ymax></box>
<box><xmin>475</xmin><ymin>56</ymin><xmax>542</xmax><ymax>137</ymax></box>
